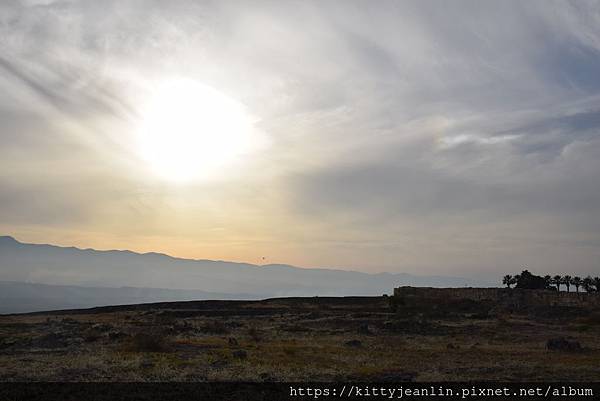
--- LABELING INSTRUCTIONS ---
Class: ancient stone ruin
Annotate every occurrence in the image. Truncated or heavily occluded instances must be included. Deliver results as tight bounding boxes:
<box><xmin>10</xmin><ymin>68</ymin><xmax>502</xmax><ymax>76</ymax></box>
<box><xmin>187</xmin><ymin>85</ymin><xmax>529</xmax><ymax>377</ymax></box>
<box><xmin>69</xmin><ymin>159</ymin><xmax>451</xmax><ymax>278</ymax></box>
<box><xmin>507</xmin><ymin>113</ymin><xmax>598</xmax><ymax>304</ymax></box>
<box><xmin>393</xmin><ymin>286</ymin><xmax>600</xmax><ymax>309</ymax></box>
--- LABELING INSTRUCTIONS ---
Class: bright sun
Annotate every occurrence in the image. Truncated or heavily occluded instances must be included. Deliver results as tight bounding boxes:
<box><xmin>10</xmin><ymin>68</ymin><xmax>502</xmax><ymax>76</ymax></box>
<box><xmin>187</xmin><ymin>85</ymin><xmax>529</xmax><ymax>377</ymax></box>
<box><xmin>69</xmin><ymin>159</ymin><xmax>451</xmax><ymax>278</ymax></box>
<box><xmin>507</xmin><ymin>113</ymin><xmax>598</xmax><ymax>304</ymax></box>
<box><xmin>137</xmin><ymin>78</ymin><xmax>254</xmax><ymax>181</ymax></box>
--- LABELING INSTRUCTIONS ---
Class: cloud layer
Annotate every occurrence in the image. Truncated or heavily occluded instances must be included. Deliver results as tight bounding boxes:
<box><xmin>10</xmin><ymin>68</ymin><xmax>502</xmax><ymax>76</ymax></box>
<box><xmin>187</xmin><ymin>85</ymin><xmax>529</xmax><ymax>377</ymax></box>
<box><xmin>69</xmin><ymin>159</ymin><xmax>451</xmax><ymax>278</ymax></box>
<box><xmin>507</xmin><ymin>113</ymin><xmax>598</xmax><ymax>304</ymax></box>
<box><xmin>1</xmin><ymin>0</ymin><xmax>600</xmax><ymax>279</ymax></box>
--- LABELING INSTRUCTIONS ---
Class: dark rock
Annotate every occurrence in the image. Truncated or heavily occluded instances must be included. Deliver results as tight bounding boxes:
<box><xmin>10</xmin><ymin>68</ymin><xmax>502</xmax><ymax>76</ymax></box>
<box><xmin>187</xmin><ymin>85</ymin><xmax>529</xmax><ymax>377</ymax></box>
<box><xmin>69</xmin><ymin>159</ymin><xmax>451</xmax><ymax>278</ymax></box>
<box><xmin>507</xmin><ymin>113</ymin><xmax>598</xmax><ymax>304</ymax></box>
<box><xmin>228</xmin><ymin>337</ymin><xmax>239</xmax><ymax>346</ymax></box>
<box><xmin>344</xmin><ymin>339</ymin><xmax>362</xmax><ymax>347</ymax></box>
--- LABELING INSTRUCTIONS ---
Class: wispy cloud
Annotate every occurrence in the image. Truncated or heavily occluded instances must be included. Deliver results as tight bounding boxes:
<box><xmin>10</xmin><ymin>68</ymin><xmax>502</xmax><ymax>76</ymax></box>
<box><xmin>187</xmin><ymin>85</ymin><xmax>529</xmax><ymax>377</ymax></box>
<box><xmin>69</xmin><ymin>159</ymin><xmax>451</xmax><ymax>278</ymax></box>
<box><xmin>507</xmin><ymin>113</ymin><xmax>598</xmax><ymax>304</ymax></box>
<box><xmin>1</xmin><ymin>0</ymin><xmax>599</xmax><ymax>277</ymax></box>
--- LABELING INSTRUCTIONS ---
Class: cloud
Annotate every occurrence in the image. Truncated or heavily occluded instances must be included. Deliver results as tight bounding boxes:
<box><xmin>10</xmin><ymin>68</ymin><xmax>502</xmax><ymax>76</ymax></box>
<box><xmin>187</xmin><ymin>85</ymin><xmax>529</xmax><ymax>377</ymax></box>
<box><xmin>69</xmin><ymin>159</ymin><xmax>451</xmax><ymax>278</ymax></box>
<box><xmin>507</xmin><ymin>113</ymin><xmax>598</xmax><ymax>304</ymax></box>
<box><xmin>1</xmin><ymin>0</ymin><xmax>600</xmax><ymax>277</ymax></box>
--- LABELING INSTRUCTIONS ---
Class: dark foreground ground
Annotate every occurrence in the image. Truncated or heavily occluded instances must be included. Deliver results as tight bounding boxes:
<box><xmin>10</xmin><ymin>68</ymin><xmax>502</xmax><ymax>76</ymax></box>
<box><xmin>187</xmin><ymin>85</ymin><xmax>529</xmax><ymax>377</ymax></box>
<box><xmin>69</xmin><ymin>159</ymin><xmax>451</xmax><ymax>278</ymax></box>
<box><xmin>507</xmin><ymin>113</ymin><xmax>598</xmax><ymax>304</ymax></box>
<box><xmin>0</xmin><ymin>296</ymin><xmax>599</xmax><ymax>381</ymax></box>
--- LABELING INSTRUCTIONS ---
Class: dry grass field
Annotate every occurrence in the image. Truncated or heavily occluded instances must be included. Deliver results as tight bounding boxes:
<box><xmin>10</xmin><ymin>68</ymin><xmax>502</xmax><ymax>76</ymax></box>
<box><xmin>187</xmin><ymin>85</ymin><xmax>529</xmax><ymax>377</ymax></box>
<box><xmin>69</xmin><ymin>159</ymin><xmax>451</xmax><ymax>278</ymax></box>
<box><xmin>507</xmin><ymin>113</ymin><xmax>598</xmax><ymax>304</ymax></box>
<box><xmin>0</xmin><ymin>296</ymin><xmax>599</xmax><ymax>382</ymax></box>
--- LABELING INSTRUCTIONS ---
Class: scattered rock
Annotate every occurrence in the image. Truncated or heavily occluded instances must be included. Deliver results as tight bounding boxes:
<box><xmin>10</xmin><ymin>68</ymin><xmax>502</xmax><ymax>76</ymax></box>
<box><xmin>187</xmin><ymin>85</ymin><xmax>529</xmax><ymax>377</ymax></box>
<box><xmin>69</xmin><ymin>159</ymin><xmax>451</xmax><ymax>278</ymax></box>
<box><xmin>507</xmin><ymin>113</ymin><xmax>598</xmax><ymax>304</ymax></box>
<box><xmin>446</xmin><ymin>343</ymin><xmax>460</xmax><ymax>349</ymax></box>
<box><xmin>232</xmin><ymin>349</ymin><xmax>247</xmax><ymax>359</ymax></box>
<box><xmin>344</xmin><ymin>339</ymin><xmax>362</xmax><ymax>347</ymax></box>
<box><xmin>228</xmin><ymin>337</ymin><xmax>239</xmax><ymax>346</ymax></box>
<box><xmin>546</xmin><ymin>337</ymin><xmax>581</xmax><ymax>352</ymax></box>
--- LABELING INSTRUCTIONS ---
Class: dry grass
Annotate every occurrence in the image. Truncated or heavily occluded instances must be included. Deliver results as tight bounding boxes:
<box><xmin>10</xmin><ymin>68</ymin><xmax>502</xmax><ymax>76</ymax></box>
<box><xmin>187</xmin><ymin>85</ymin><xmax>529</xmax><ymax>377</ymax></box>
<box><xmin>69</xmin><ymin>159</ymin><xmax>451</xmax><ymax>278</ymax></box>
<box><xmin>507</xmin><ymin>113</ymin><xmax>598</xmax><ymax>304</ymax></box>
<box><xmin>0</xmin><ymin>296</ymin><xmax>599</xmax><ymax>381</ymax></box>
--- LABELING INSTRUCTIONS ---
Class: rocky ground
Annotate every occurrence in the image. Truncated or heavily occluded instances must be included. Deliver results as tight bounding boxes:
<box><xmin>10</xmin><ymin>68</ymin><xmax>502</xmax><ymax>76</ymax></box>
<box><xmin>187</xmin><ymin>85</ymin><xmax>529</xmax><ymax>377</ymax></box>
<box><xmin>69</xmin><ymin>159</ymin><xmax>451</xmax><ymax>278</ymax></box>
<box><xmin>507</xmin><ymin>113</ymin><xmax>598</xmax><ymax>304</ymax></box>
<box><xmin>0</xmin><ymin>296</ymin><xmax>599</xmax><ymax>381</ymax></box>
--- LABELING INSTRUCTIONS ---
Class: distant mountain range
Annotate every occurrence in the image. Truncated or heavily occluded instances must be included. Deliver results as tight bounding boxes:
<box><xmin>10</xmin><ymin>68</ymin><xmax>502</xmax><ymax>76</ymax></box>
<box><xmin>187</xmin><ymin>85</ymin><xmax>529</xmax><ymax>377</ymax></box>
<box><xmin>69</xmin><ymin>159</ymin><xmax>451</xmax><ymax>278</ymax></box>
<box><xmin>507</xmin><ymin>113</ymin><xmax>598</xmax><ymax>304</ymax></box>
<box><xmin>0</xmin><ymin>281</ymin><xmax>256</xmax><ymax>314</ymax></box>
<box><xmin>0</xmin><ymin>235</ymin><xmax>493</xmax><ymax>313</ymax></box>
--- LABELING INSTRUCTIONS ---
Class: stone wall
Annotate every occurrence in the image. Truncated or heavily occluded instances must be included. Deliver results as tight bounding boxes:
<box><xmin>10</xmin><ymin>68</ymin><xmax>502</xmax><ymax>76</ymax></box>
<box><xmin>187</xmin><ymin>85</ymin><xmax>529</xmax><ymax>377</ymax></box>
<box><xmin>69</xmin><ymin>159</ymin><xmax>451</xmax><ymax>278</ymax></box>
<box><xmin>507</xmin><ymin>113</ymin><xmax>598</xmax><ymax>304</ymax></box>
<box><xmin>393</xmin><ymin>286</ymin><xmax>600</xmax><ymax>308</ymax></box>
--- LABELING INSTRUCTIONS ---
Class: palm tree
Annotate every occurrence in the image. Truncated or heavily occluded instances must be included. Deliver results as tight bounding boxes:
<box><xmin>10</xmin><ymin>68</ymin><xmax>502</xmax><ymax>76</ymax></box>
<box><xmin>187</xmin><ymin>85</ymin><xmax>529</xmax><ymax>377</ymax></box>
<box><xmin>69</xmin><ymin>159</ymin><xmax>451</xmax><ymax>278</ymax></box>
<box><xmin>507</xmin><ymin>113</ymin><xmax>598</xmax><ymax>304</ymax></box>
<box><xmin>553</xmin><ymin>275</ymin><xmax>562</xmax><ymax>291</ymax></box>
<box><xmin>562</xmin><ymin>275</ymin><xmax>572</xmax><ymax>292</ymax></box>
<box><xmin>583</xmin><ymin>276</ymin><xmax>594</xmax><ymax>292</ymax></box>
<box><xmin>571</xmin><ymin>276</ymin><xmax>582</xmax><ymax>293</ymax></box>
<box><xmin>593</xmin><ymin>277</ymin><xmax>600</xmax><ymax>292</ymax></box>
<box><xmin>543</xmin><ymin>275</ymin><xmax>552</xmax><ymax>289</ymax></box>
<box><xmin>502</xmin><ymin>275</ymin><xmax>513</xmax><ymax>288</ymax></box>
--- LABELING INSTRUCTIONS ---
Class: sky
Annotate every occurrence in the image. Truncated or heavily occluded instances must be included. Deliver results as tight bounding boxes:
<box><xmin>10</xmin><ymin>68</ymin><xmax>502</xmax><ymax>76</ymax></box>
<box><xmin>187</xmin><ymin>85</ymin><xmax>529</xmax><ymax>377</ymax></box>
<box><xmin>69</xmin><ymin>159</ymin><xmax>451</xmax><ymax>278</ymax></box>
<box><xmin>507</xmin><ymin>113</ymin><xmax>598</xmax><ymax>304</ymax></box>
<box><xmin>1</xmin><ymin>0</ymin><xmax>600</xmax><ymax>280</ymax></box>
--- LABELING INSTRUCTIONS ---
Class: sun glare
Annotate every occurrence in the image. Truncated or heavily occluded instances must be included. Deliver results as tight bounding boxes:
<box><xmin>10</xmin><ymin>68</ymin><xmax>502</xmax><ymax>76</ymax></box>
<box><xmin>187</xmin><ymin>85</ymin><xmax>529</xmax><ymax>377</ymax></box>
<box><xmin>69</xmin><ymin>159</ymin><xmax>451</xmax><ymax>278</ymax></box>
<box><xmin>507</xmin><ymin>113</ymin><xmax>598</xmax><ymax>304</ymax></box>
<box><xmin>137</xmin><ymin>79</ymin><xmax>254</xmax><ymax>181</ymax></box>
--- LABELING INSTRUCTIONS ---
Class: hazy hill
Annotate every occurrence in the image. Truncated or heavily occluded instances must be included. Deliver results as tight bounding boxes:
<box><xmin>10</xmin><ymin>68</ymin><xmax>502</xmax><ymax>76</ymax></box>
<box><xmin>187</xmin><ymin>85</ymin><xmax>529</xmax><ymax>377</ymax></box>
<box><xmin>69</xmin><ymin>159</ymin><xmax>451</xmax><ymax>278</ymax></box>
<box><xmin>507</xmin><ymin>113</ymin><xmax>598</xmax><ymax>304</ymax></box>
<box><xmin>0</xmin><ymin>236</ymin><xmax>493</xmax><ymax>312</ymax></box>
<box><xmin>0</xmin><ymin>281</ymin><xmax>257</xmax><ymax>314</ymax></box>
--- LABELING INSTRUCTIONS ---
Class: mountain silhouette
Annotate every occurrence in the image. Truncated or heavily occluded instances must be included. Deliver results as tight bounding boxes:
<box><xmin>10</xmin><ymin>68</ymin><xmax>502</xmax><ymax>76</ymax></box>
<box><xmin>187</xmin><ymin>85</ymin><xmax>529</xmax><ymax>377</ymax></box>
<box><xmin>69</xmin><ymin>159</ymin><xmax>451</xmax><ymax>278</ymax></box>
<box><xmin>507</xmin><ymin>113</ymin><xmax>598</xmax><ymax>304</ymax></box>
<box><xmin>0</xmin><ymin>236</ymin><xmax>492</xmax><ymax>312</ymax></box>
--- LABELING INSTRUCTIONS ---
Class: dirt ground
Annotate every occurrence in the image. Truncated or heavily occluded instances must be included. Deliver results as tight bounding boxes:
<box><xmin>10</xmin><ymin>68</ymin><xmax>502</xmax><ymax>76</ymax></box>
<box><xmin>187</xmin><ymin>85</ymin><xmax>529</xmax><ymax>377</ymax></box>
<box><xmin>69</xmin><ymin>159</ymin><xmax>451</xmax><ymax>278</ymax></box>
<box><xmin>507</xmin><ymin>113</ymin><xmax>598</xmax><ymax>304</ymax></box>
<box><xmin>0</xmin><ymin>296</ymin><xmax>599</xmax><ymax>381</ymax></box>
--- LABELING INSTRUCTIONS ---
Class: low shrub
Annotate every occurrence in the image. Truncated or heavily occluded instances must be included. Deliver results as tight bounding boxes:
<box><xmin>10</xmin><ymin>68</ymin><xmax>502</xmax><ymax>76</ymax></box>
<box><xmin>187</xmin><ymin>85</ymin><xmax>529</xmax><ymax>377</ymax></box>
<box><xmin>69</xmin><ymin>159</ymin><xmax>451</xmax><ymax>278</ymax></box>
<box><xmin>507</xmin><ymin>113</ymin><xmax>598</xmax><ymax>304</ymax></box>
<box><xmin>82</xmin><ymin>328</ymin><xmax>102</xmax><ymax>343</ymax></box>
<box><xmin>247</xmin><ymin>326</ymin><xmax>262</xmax><ymax>342</ymax></box>
<box><xmin>200</xmin><ymin>320</ymin><xmax>229</xmax><ymax>335</ymax></box>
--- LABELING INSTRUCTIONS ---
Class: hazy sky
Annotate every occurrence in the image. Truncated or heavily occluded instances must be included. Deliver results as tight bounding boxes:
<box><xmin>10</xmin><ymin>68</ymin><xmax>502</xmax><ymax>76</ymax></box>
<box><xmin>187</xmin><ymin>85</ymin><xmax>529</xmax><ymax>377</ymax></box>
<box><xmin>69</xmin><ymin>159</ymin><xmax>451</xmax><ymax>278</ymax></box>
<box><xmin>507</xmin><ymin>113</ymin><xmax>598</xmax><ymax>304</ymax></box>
<box><xmin>1</xmin><ymin>0</ymin><xmax>600</xmax><ymax>279</ymax></box>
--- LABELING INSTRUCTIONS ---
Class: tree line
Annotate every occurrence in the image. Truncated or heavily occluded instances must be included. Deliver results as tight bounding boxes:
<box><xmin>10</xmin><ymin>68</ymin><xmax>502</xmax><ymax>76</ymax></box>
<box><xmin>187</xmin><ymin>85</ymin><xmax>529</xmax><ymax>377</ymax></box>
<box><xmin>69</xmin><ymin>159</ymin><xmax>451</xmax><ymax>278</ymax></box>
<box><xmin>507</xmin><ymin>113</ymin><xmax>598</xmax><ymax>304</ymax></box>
<box><xmin>502</xmin><ymin>270</ymin><xmax>600</xmax><ymax>292</ymax></box>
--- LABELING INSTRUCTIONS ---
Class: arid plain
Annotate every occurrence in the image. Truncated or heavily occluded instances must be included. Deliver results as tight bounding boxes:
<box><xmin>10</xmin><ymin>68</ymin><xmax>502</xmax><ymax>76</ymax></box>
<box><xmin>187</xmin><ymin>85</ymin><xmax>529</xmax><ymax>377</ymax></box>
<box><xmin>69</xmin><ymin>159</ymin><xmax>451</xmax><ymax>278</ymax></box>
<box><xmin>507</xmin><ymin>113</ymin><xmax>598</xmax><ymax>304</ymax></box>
<box><xmin>1</xmin><ymin>293</ymin><xmax>599</xmax><ymax>382</ymax></box>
